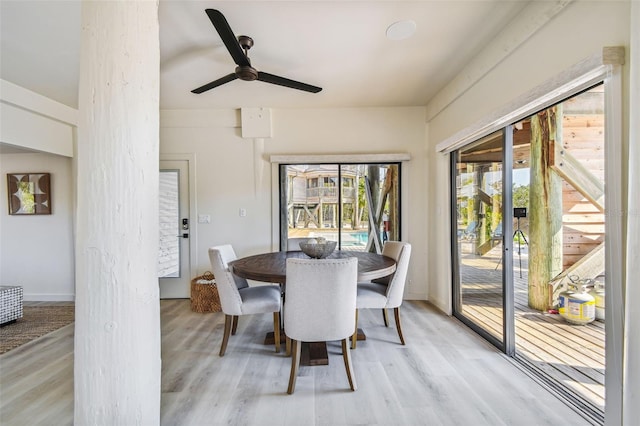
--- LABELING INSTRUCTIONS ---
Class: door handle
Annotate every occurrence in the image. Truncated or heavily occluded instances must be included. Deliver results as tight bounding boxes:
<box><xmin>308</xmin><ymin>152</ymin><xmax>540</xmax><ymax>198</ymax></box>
<box><xmin>176</xmin><ymin>233</ymin><xmax>189</xmax><ymax>239</ymax></box>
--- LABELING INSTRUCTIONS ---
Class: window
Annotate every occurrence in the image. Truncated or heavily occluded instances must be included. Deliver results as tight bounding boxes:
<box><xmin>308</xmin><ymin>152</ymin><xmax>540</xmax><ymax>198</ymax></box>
<box><xmin>279</xmin><ymin>163</ymin><xmax>401</xmax><ymax>252</ymax></box>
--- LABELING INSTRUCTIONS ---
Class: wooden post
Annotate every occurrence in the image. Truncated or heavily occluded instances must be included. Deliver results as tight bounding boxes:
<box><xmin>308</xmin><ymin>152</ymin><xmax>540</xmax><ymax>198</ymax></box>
<box><xmin>491</xmin><ymin>163</ymin><xmax>502</xmax><ymax>234</ymax></box>
<box><xmin>354</xmin><ymin>169</ymin><xmax>360</xmax><ymax>229</ymax></box>
<box><xmin>479</xmin><ymin>166</ymin><xmax>489</xmax><ymax>247</ymax></box>
<box><xmin>387</xmin><ymin>167</ymin><xmax>398</xmax><ymax>241</ymax></box>
<box><xmin>368</xmin><ymin>165</ymin><xmax>381</xmax><ymax>215</ymax></box>
<box><xmin>367</xmin><ymin>166</ymin><xmax>382</xmax><ymax>252</ymax></box>
<box><xmin>75</xmin><ymin>2</ymin><xmax>160</xmax><ymax>423</ymax></box>
<box><xmin>528</xmin><ymin>107</ymin><xmax>563</xmax><ymax>310</ymax></box>
<box><xmin>467</xmin><ymin>164</ymin><xmax>476</xmax><ymax>231</ymax></box>
<box><xmin>332</xmin><ymin>204</ymin><xmax>337</xmax><ymax>228</ymax></box>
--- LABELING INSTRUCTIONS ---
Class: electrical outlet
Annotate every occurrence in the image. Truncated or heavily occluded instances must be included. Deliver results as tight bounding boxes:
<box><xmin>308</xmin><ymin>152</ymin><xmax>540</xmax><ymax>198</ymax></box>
<box><xmin>239</xmin><ymin>208</ymin><xmax>247</xmax><ymax>217</ymax></box>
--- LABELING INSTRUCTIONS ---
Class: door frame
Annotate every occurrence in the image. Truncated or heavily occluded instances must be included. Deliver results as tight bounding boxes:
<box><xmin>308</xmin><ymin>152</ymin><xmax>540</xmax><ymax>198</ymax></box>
<box><xmin>160</xmin><ymin>153</ymin><xmax>197</xmax><ymax>286</ymax></box>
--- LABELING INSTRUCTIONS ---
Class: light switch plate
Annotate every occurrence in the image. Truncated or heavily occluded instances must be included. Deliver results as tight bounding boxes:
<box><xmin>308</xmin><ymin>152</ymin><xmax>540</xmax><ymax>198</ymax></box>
<box><xmin>198</xmin><ymin>214</ymin><xmax>211</xmax><ymax>224</ymax></box>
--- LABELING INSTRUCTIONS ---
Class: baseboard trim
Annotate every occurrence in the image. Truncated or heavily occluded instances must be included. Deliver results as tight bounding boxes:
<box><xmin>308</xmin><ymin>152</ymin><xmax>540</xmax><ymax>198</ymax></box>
<box><xmin>24</xmin><ymin>294</ymin><xmax>75</xmax><ymax>302</ymax></box>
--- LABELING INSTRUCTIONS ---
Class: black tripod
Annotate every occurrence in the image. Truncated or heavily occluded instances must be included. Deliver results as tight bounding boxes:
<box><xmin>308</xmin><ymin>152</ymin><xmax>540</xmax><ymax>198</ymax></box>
<box><xmin>513</xmin><ymin>216</ymin><xmax>528</xmax><ymax>278</ymax></box>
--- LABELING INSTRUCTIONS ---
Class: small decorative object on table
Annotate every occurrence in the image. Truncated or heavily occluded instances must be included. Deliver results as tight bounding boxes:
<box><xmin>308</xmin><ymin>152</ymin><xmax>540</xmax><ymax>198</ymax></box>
<box><xmin>190</xmin><ymin>271</ymin><xmax>222</xmax><ymax>313</ymax></box>
<box><xmin>299</xmin><ymin>238</ymin><xmax>337</xmax><ymax>259</ymax></box>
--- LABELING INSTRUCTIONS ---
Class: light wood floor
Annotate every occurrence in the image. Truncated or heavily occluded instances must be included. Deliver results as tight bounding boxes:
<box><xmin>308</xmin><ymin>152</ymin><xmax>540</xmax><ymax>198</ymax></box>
<box><xmin>1</xmin><ymin>299</ymin><xmax>595</xmax><ymax>425</ymax></box>
<box><xmin>459</xmin><ymin>245</ymin><xmax>605</xmax><ymax>421</ymax></box>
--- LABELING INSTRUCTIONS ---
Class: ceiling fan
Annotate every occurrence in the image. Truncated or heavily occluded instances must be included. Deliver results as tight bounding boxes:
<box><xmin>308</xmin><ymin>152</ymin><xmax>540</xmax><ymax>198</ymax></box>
<box><xmin>191</xmin><ymin>9</ymin><xmax>322</xmax><ymax>94</ymax></box>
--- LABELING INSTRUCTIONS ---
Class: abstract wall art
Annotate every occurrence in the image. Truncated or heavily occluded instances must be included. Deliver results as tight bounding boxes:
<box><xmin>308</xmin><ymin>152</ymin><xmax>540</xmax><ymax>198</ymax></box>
<box><xmin>7</xmin><ymin>173</ymin><xmax>51</xmax><ymax>215</ymax></box>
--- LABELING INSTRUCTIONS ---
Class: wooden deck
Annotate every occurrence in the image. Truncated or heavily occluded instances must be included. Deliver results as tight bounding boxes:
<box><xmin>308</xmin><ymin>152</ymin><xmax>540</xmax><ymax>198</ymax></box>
<box><xmin>459</xmin><ymin>244</ymin><xmax>605</xmax><ymax>421</ymax></box>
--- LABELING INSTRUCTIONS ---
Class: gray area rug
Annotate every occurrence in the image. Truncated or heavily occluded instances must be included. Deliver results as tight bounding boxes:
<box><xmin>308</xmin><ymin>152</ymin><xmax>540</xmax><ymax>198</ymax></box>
<box><xmin>0</xmin><ymin>305</ymin><xmax>74</xmax><ymax>354</ymax></box>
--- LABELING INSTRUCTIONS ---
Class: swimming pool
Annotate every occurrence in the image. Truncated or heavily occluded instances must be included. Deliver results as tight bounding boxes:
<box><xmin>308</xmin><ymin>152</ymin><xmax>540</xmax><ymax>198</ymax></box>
<box><xmin>341</xmin><ymin>231</ymin><xmax>369</xmax><ymax>246</ymax></box>
<box><xmin>288</xmin><ymin>230</ymin><xmax>372</xmax><ymax>247</ymax></box>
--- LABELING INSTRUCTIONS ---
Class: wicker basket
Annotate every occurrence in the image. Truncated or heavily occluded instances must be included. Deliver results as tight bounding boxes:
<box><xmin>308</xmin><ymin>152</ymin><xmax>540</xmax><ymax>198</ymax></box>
<box><xmin>190</xmin><ymin>271</ymin><xmax>221</xmax><ymax>313</ymax></box>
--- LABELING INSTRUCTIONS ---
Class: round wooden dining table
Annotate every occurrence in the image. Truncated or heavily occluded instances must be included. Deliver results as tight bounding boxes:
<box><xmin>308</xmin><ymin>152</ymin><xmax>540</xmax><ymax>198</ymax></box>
<box><xmin>228</xmin><ymin>250</ymin><xmax>396</xmax><ymax>366</ymax></box>
<box><xmin>229</xmin><ymin>250</ymin><xmax>396</xmax><ymax>284</ymax></box>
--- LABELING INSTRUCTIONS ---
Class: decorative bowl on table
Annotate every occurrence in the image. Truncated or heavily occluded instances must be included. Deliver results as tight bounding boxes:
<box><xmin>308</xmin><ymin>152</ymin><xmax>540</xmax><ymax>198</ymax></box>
<box><xmin>299</xmin><ymin>239</ymin><xmax>337</xmax><ymax>259</ymax></box>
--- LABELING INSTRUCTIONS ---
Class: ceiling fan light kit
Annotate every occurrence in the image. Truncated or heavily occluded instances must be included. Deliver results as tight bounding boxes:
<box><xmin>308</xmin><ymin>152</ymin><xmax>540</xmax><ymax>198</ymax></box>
<box><xmin>191</xmin><ymin>9</ymin><xmax>322</xmax><ymax>94</ymax></box>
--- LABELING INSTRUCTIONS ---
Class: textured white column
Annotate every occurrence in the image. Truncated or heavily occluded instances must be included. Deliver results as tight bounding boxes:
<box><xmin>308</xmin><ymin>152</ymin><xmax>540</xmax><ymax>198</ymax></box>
<box><xmin>75</xmin><ymin>1</ymin><xmax>160</xmax><ymax>424</ymax></box>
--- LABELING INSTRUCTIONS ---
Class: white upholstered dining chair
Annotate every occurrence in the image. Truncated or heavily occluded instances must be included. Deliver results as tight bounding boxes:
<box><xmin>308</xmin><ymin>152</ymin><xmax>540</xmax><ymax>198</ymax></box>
<box><xmin>284</xmin><ymin>257</ymin><xmax>358</xmax><ymax>394</ymax></box>
<box><xmin>208</xmin><ymin>245</ymin><xmax>282</xmax><ymax>356</ymax></box>
<box><xmin>352</xmin><ymin>241</ymin><xmax>411</xmax><ymax>349</ymax></box>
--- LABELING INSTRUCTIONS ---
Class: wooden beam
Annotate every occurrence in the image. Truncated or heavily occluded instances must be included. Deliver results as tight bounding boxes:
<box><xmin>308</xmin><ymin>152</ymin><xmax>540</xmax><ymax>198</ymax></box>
<box><xmin>549</xmin><ymin>242</ymin><xmax>605</xmax><ymax>307</ymax></box>
<box><xmin>477</xmin><ymin>188</ymin><xmax>493</xmax><ymax>206</ymax></box>
<box><xmin>551</xmin><ymin>140</ymin><xmax>605</xmax><ymax>211</ymax></box>
<box><xmin>364</xmin><ymin>177</ymin><xmax>383</xmax><ymax>253</ymax></box>
<box><xmin>303</xmin><ymin>205</ymin><xmax>320</xmax><ymax>228</ymax></box>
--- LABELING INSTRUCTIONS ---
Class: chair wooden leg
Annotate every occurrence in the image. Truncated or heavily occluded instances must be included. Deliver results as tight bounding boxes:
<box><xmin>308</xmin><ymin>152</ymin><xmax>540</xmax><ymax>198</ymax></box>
<box><xmin>219</xmin><ymin>314</ymin><xmax>233</xmax><ymax>356</ymax></box>
<box><xmin>382</xmin><ymin>308</ymin><xmax>389</xmax><ymax>327</ymax></box>
<box><xmin>351</xmin><ymin>309</ymin><xmax>359</xmax><ymax>349</ymax></box>
<box><xmin>287</xmin><ymin>339</ymin><xmax>301</xmax><ymax>394</ymax></box>
<box><xmin>341</xmin><ymin>338</ymin><xmax>357</xmax><ymax>391</ymax></box>
<box><xmin>394</xmin><ymin>307</ymin><xmax>405</xmax><ymax>345</ymax></box>
<box><xmin>285</xmin><ymin>336</ymin><xmax>291</xmax><ymax>357</ymax></box>
<box><xmin>273</xmin><ymin>312</ymin><xmax>281</xmax><ymax>353</ymax></box>
<box><xmin>231</xmin><ymin>315</ymin><xmax>239</xmax><ymax>335</ymax></box>
<box><xmin>280</xmin><ymin>285</ymin><xmax>286</xmax><ymax>329</ymax></box>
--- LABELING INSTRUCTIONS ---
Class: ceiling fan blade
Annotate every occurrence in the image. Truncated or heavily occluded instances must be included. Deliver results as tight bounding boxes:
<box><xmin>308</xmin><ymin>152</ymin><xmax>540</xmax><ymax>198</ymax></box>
<box><xmin>191</xmin><ymin>73</ymin><xmax>238</xmax><ymax>94</ymax></box>
<box><xmin>205</xmin><ymin>9</ymin><xmax>250</xmax><ymax>67</ymax></box>
<box><xmin>257</xmin><ymin>72</ymin><xmax>322</xmax><ymax>93</ymax></box>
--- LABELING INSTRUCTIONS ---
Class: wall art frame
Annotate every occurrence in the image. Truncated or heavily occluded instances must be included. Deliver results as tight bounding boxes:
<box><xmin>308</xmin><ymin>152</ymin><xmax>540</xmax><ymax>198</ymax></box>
<box><xmin>7</xmin><ymin>173</ymin><xmax>51</xmax><ymax>215</ymax></box>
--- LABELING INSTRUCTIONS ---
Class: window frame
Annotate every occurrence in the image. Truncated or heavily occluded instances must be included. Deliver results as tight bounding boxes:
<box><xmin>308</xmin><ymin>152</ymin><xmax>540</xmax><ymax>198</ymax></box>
<box><xmin>270</xmin><ymin>154</ymin><xmax>410</xmax><ymax>254</ymax></box>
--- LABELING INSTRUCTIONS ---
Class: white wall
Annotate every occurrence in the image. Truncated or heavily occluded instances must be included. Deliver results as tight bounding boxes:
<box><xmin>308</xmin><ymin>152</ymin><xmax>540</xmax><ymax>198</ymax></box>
<box><xmin>2</xmin><ymin>103</ymin><xmax>431</xmax><ymax>302</ymax></box>
<box><xmin>428</xmin><ymin>1</ymin><xmax>630</xmax><ymax>145</ymax></box>
<box><xmin>161</xmin><ymin>106</ymin><xmax>429</xmax><ymax>300</ymax></box>
<box><xmin>0</xmin><ymin>80</ymin><xmax>77</xmax><ymax>301</ymax></box>
<box><xmin>0</xmin><ymin>152</ymin><xmax>75</xmax><ymax>300</ymax></box>
<box><xmin>424</xmin><ymin>0</ymin><xmax>631</xmax><ymax>313</ymax></box>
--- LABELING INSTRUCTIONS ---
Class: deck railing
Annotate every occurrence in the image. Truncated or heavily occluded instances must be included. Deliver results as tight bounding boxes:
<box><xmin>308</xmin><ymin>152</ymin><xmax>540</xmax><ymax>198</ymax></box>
<box><xmin>300</xmin><ymin>187</ymin><xmax>356</xmax><ymax>203</ymax></box>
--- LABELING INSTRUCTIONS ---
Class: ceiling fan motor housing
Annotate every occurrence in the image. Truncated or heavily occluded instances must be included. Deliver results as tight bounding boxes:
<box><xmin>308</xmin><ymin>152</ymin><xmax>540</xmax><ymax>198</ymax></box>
<box><xmin>235</xmin><ymin>66</ymin><xmax>258</xmax><ymax>81</ymax></box>
<box><xmin>235</xmin><ymin>35</ymin><xmax>257</xmax><ymax>80</ymax></box>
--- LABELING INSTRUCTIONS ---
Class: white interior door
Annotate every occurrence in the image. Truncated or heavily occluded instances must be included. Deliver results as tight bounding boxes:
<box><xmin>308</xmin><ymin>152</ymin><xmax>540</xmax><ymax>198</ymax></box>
<box><xmin>159</xmin><ymin>160</ymin><xmax>191</xmax><ymax>298</ymax></box>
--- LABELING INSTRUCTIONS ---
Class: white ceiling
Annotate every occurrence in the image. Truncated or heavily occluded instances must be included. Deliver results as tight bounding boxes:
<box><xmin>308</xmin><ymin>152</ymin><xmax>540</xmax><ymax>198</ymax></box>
<box><xmin>1</xmin><ymin>0</ymin><xmax>528</xmax><ymax>111</ymax></box>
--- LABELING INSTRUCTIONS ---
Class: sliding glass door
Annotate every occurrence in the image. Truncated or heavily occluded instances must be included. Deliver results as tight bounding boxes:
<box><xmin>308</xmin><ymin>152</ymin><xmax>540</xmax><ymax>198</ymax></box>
<box><xmin>451</xmin><ymin>85</ymin><xmax>608</xmax><ymax>421</ymax></box>
<box><xmin>452</xmin><ymin>129</ymin><xmax>514</xmax><ymax>354</ymax></box>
